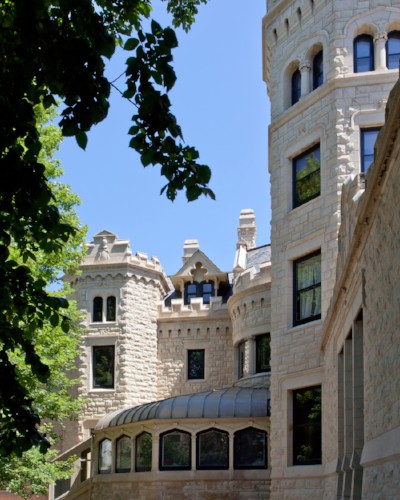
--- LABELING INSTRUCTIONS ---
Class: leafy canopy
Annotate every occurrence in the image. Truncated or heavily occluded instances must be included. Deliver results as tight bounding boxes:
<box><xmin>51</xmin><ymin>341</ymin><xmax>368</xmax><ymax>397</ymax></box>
<box><xmin>1</xmin><ymin>0</ymin><xmax>211</xmax><ymax>456</ymax></box>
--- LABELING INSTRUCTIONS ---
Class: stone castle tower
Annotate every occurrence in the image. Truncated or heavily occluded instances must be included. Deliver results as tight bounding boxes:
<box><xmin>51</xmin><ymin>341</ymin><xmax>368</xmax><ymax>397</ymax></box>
<box><xmin>263</xmin><ymin>0</ymin><xmax>400</xmax><ymax>497</ymax></box>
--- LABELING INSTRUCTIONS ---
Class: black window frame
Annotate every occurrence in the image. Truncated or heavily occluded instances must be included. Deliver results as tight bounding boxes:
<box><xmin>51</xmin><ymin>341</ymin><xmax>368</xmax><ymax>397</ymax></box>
<box><xmin>106</xmin><ymin>296</ymin><xmax>116</xmax><ymax>322</ymax></box>
<box><xmin>293</xmin><ymin>144</ymin><xmax>321</xmax><ymax>208</ymax></box>
<box><xmin>386</xmin><ymin>30</ymin><xmax>400</xmax><ymax>69</ymax></box>
<box><xmin>115</xmin><ymin>435</ymin><xmax>132</xmax><ymax>473</ymax></box>
<box><xmin>312</xmin><ymin>50</ymin><xmax>323</xmax><ymax>90</ymax></box>
<box><xmin>360</xmin><ymin>127</ymin><xmax>380</xmax><ymax>172</ymax></box>
<box><xmin>354</xmin><ymin>34</ymin><xmax>374</xmax><ymax>73</ymax></box>
<box><xmin>291</xmin><ymin>68</ymin><xmax>301</xmax><ymax>105</ymax></box>
<box><xmin>196</xmin><ymin>428</ymin><xmax>229</xmax><ymax>470</ymax></box>
<box><xmin>98</xmin><ymin>438</ymin><xmax>112</xmax><ymax>474</ymax></box>
<box><xmin>187</xmin><ymin>349</ymin><xmax>205</xmax><ymax>380</ymax></box>
<box><xmin>159</xmin><ymin>429</ymin><xmax>191</xmax><ymax>471</ymax></box>
<box><xmin>92</xmin><ymin>345</ymin><xmax>115</xmax><ymax>389</ymax></box>
<box><xmin>135</xmin><ymin>432</ymin><xmax>152</xmax><ymax>472</ymax></box>
<box><xmin>92</xmin><ymin>297</ymin><xmax>103</xmax><ymax>322</ymax></box>
<box><xmin>234</xmin><ymin>427</ymin><xmax>268</xmax><ymax>469</ymax></box>
<box><xmin>293</xmin><ymin>250</ymin><xmax>321</xmax><ymax>326</ymax></box>
<box><xmin>238</xmin><ymin>341</ymin><xmax>245</xmax><ymax>379</ymax></box>
<box><xmin>184</xmin><ymin>281</ymin><xmax>214</xmax><ymax>304</ymax></box>
<box><xmin>292</xmin><ymin>385</ymin><xmax>322</xmax><ymax>466</ymax></box>
<box><xmin>256</xmin><ymin>334</ymin><xmax>271</xmax><ymax>373</ymax></box>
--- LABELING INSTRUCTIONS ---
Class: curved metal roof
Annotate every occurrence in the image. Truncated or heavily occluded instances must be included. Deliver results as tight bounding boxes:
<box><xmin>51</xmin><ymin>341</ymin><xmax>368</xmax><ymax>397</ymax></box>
<box><xmin>95</xmin><ymin>387</ymin><xmax>270</xmax><ymax>430</ymax></box>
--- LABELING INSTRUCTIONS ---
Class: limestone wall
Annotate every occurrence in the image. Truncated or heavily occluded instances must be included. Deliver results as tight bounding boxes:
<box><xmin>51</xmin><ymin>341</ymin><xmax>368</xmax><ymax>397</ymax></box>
<box><xmin>157</xmin><ymin>309</ymin><xmax>233</xmax><ymax>398</ymax></box>
<box><xmin>264</xmin><ymin>0</ymin><xmax>400</xmax><ymax>497</ymax></box>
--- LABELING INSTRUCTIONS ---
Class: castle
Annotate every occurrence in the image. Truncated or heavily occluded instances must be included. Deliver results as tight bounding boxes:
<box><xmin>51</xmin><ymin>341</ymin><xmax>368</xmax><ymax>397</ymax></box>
<box><xmin>56</xmin><ymin>1</ymin><xmax>400</xmax><ymax>498</ymax></box>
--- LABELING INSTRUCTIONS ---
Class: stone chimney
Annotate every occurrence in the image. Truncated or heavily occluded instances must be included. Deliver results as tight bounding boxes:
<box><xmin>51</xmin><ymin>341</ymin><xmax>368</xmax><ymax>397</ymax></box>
<box><xmin>182</xmin><ymin>239</ymin><xmax>199</xmax><ymax>263</ymax></box>
<box><xmin>237</xmin><ymin>209</ymin><xmax>256</xmax><ymax>250</ymax></box>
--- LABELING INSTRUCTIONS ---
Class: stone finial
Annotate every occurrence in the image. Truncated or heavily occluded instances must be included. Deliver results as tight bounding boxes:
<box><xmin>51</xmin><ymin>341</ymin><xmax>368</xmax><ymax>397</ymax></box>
<box><xmin>237</xmin><ymin>209</ymin><xmax>257</xmax><ymax>250</ymax></box>
<box><xmin>182</xmin><ymin>239</ymin><xmax>200</xmax><ymax>263</ymax></box>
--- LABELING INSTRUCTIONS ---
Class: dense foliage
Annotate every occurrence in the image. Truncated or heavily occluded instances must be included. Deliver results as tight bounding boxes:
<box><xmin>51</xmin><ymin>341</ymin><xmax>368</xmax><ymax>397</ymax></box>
<box><xmin>1</xmin><ymin>0</ymin><xmax>211</xmax><ymax>456</ymax></box>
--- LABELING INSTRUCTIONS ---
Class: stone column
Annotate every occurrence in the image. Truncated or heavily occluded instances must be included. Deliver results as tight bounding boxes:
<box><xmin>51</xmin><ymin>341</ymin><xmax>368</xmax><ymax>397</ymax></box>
<box><xmin>247</xmin><ymin>336</ymin><xmax>256</xmax><ymax>376</ymax></box>
<box><xmin>299</xmin><ymin>61</ymin><xmax>311</xmax><ymax>97</ymax></box>
<box><xmin>374</xmin><ymin>32</ymin><xmax>387</xmax><ymax>70</ymax></box>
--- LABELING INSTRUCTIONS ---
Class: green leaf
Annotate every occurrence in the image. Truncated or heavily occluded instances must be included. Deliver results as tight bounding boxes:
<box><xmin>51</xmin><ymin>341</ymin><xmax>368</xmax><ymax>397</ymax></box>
<box><xmin>75</xmin><ymin>131</ymin><xmax>88</xmax><ymax>150</ymax></box>
<box><xmin>124</xmin><ymin>38</ymin><xmax>139</xmax><ymax>51</ymax></box>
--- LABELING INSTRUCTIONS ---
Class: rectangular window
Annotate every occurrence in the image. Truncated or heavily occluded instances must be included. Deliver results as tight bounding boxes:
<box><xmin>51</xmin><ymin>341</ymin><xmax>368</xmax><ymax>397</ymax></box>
<box><xmin>256</xmin><ymin>334</ymin><xmax>271</xmax><ymax>373</ymax></box>
<box><xmin>361</xmin><ymin>128</ymin><xmax>380</xmax><ymax>172</ymax></box>
<box><xmin>294</xmin><ymin>251</ymin><xmax>321</xmax><ymax>325</ymax></box>
<box><xmin>187</xmin><ymin>349</ymin><xmax>205</xmax><ymax>379</ymax></box>
<box><xmin>293</xmin><ymin>144</ymin><xmax>320</xmax><ymax>207</ymax></box>
<box><xmin>93</xmin><ymin>345</ymin><xmax>115</xmax><ymax>389</ymax></box>
<box><xmin>293</xmin><ymin>385</ymin><xmax>322</xmax><ymax>465</ymax></box>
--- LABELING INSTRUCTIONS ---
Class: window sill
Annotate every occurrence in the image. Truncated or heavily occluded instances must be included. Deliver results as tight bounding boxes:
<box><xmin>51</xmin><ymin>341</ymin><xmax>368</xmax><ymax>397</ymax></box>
<box><xmin>288</xmin><ymin>318</ymin><xmax>322</xmax><ymax>333</ymax></box>
<box><xmin>89</xmin><ymin>388</ymin><xmax>116</xmax><ymax>393</ymax></box>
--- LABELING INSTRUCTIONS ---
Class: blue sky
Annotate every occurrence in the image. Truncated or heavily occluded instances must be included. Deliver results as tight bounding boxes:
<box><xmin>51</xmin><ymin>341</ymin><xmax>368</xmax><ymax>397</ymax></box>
<box><xmin>59</xmin><ymin>0</ymin><xmax>271</xmax><ymax>275</ymax></box>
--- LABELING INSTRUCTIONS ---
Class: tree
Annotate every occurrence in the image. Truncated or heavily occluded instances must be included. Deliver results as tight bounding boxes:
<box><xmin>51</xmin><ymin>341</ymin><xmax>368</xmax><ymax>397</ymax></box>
<box><xmin>0</xmin><ymin>0</ymin><xmax>211</xmax><ymax>455</ymax></box>
<box><xmin>0</xmin><ymin>105</ymin><xmax>86</xmax><ymax>494</ymax></box>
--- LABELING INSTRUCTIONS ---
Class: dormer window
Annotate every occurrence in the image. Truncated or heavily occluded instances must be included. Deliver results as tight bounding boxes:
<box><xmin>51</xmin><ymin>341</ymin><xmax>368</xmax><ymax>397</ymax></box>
<box><xmin>184</xmin><ymin>281</ymin><xmax>214</xmax><ymax>304</ymax></box>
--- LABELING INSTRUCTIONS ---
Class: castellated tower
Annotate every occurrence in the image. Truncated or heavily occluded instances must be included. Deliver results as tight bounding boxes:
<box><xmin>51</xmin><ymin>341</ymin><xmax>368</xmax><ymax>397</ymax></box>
<box><xmin>68</xmin><ymin>230</ymin><xmax>170</xmax><ymax>446</ymax></box>
<box><xmin>263</xmin><ymin>0</ymin><xmax>400</xmax><ymax>497</ymax></box>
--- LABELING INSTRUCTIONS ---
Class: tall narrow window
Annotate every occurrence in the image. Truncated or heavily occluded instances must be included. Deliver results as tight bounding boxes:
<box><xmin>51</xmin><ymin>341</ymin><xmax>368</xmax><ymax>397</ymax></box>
<box><xmin>256</xmin><ymin>334</ymin><xmax>271</xmax><ymax>373</ymax></box>
<box><xmin>291</xmin><ymin>69</ymin><xmax>301</xmax><ymax>105</ymax></box>
<box><xmin>386</xmin><ymin>31</ymin><xmax>400</xmax><ymax>69</ymax></box>
<box><xmin>160</xmin><ymin>430</ymin><xmax>191</xmax><ymax>470</ymax></box>
<box><xmin>293</xmin><ymin>386</ymin><xmax>322</xmax><ymax>465</ymax></box>
<box><xmin>294</xmin><ymin>251</ymin><xmax>321</xmax><ymax>325</ymax></box>
<box><xmin>106</xmin><ymin>296</ymin><xmax>116</xmax><ymax>321</ymax></box>
<box><xmin>116</xmin><ymin>435</ymin><xmax>131</xmax><ymax>473</ymax></box>
<box><xmin>98</xmin><ymin>439</ymin><xmax>112</xmax><ymax>474</ymax></box>
<box><xmin>354</xmin><ymin>35</ymin><xmax>374</xmax><ymax>72</ymax></box>
<box><xmin>234</xmin><ymin>428</ymin><xmax>267</xmax><ymax>469</ymax></box>
<box><xmin>135</xmin><ymin>432</ymin><xmax>152</xmax><ymax>472</ymax></box>
<box><xmin>293</xmin><ymin>144</ymin><xmax>320</xmax><ymax>208</ymax></box>
<box><xmin>238</xmin><ymin>342</ymin><xmax>245</xmax><ymax>379</ymax></box>
<box><xmin>313</xmin><ymin>50</ymin><xmax>323</xmax><ymax>89</ymax></box>
<box><xmin>196</xmin><ymin>429</ymin><xmax>229</xmax><ymax>469</ymax></box>
<box><xmin>93</xmin><ymin>345</ymin><xmax>115</xmax><ymax>389</ymax></box>
<box><xmin>185</xmin><ymin>283</ymin><xmax>198</xmax><ymax>304</ymax></box>
<box><xmin>93</xmin><ymin>297</ymin><xmax>103</xmax><ymax>322</ymax></box>
<box><xmin>361</xmin><ymin>128</ymin><xmax>380</xmax><ymax>172</ymax></box>
<box><xmin>188</xmin><ymin>349</ymin><xmax>205</xmax><ymax>379</ymax></box>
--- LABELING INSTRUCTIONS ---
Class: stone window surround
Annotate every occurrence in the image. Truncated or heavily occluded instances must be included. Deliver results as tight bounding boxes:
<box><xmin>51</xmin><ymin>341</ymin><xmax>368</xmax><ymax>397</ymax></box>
<box><xmin>293</xmin><ymin>250</ymin><xmax>322</xmax><ymax>326</ymax></box>
<box><xmin>87</xmin><ymin>288</ymin><xmax>119</xmax><ymax>324</ymax></box>
<box><xmin>84</xmin><ymin>335</ymin><xmax>118</xmax><ymax>393</ymax></box>
<box><xmin>283</xmin><ymin>127</ymin><xmax>324</xmax><ymax>213</ymax></box>
<box><xmin>279</xmin><ymin>368</ymin><xmax>323</xmax><ymax>468</ymax></box>
<box><xmin>93</xmin><ymin>423</ymin><xmax>269</xmax><ymax>474</ymax></box>
<box><xmin>184</xmin><ymin>340</ymin><xmax>209</xmax><ymax>383</ymax></box>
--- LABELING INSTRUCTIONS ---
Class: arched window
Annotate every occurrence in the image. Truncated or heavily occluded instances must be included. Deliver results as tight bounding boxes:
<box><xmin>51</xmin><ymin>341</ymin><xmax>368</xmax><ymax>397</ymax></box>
<box><xmin>234</xmin><ymin>428</ymin><xmax>267</xmax><ymax>469</ymax></box>
<box><xmin>313</xmin><ymin>50</ymin><xmax>323</xmax><ymax>89</ymax></box>
<box><xmin>291</xmin><ymin>69</ymin><xmax>301</xmax><ymax>105</ymax></box>
<box><xmin>116</xmin><ymin>435</ymin><xmax>131</xmax><ymax>473</ymax></box>
<box><xmin>93</xmin><ymin>297</ymin><xmax>103</xmax><ymax>322</ymax></box>
<box><xmin>354</xmin><ymin>34</ymin><xmax>374</xmax><ymax>72</ymax></box>
<box><xmin>159</xmin><ymin>430</ymin><xmax>191</xmax><ymax>470</ymax></box>
<box><xmin>135</xmin><ymin>432</ymin><xmax>152</xmax><ymax>472</ymax></box>
<box><xmin>196</xmin><ymin>429</ymin><xmax>229</xmax><ymax>469</ymax></box>
<box><xmin>386</xmin><ymin>31</ymin><xmax>400</xmax><ymax>69</ymax></box>
<box><xmin>106</xmin><ymin>296</ymin><xmax>116</xmax><ymax>321</ymax></box>
<box><xmin>98</xmin><ymin>438</ymin><xmax>112</xmax><ymax>474</ymax></box>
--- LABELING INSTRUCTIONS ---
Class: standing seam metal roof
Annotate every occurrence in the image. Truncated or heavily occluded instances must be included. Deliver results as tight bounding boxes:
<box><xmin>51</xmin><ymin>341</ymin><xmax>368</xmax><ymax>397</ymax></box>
<box><xmin>95</xmin><ymin>386</ymin><xmax>270</xmax><ymax>430</ymax></box>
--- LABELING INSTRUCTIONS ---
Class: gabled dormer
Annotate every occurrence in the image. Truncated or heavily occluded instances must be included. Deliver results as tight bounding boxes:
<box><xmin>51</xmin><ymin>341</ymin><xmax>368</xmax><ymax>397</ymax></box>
<box><xmin>168</xmin><ymin>240</ymin><xmax>232</xmax><ymax>306</ymax></box>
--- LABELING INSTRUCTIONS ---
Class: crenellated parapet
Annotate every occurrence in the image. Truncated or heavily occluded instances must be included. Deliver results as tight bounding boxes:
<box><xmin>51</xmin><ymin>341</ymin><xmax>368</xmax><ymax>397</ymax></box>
<box><xmin>158</xmin><ymin>296</ymin><xmax>228</xmax><ymax>319</ymax></box>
